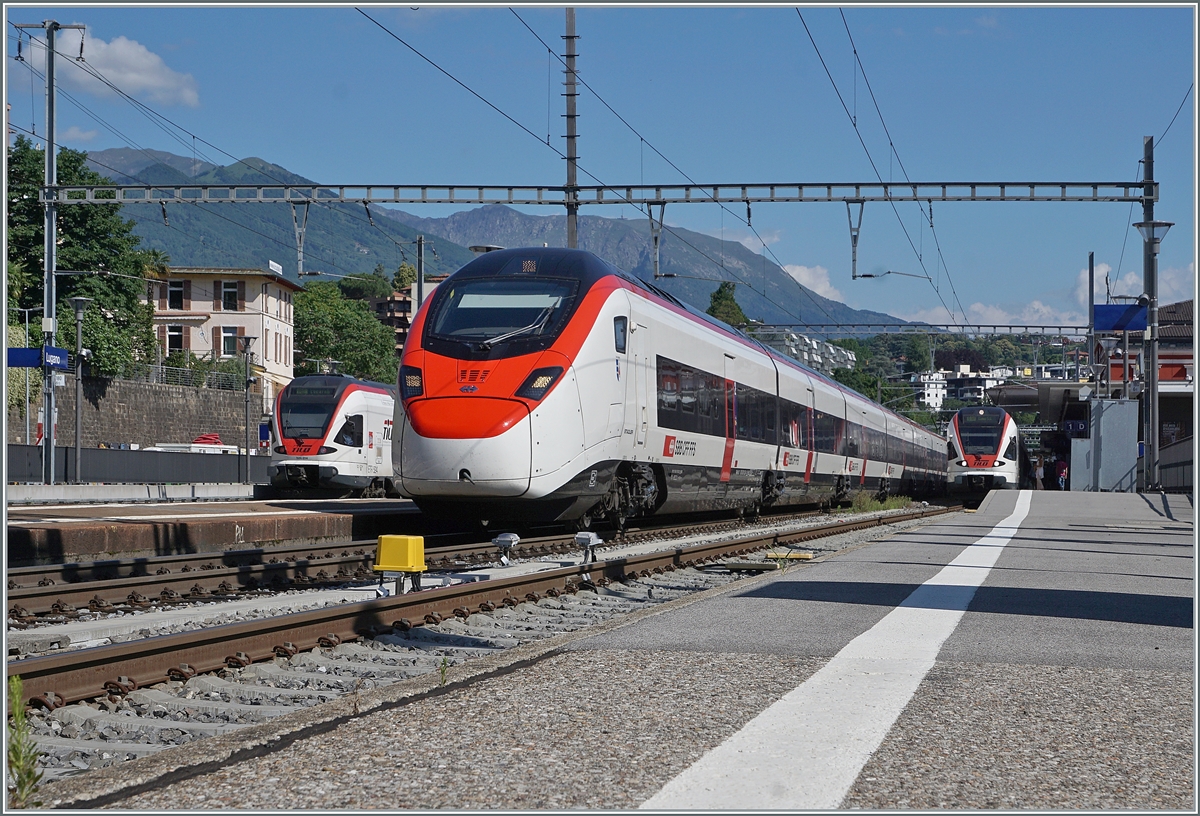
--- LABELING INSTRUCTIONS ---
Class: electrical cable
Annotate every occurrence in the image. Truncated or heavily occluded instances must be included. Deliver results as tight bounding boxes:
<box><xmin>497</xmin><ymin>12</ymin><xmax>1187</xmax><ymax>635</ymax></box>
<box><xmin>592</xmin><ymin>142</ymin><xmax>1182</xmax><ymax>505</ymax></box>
<box><xmin>507</xmin><ymin>8</ymin><xmax>837</xmax><ymax>326</ymax></box>
<box><xmin>837</xmin><ymin>9</ymin><xmax>967</xmax><ymax>322</ymax></box>
<box><xmin>17</xmin><ymin>25</ymin><xmax>429</xmax><ymax>272</ymax></box>
<box><xmin>796</xmin><ymin>9</ymin><xmax>962</xmax><ymax>327</ymax></box>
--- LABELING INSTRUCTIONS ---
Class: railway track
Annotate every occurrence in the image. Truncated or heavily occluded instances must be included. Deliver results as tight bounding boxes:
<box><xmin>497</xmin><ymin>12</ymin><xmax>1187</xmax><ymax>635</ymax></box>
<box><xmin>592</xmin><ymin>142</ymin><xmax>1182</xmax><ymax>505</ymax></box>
<box><xmin>9</xmin><ymin>504</ymin><xmax>953</xmax><ymax>705</ymax></box>
<box><xmin>5</xmin><ymin>508</ymin><xmax>835</xmax><ymax>622</ymax></box>
<box><xmin>7</xmin><ymin>504</ymin><xmax>956</xmax><ymax>783</ymax></box>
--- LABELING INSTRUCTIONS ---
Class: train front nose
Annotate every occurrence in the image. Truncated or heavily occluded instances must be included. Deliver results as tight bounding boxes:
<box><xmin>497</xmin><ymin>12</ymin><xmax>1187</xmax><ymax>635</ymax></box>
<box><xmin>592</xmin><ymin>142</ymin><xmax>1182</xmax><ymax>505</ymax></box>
<box><xmin>399</xmin><ymin>397</ymin><xmax>532</xmax><ymax>496</ymax></box>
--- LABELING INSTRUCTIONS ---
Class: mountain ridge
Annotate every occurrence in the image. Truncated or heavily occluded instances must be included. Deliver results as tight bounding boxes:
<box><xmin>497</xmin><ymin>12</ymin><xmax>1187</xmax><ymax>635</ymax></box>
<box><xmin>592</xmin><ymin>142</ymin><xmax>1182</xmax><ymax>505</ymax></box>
<box><xmin>84</xmin><ymin>147</ymin><xmax>914</xmax><ymax>331</ymax></box>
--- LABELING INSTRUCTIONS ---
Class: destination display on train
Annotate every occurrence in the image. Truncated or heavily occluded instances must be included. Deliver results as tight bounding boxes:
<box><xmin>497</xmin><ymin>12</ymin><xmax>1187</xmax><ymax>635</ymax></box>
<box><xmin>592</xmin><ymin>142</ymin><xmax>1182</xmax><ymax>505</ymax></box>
<box><xmin>289</xmin><ymin>386</ymin><xmax>337</xmax><ymax>396</ymax></box>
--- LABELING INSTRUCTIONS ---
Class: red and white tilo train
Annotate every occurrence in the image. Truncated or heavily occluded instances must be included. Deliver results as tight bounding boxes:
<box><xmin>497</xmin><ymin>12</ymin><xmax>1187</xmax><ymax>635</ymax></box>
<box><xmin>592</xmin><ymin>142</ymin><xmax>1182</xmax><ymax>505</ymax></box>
<box><xmin>393</xmin><ymin>247</ymin><xmax>947</xmax><ymax>529</ymax></box>
<box><xmin>270</xmin><ymin>375</ymin><xmax>398</xmax><ymax>497</ymax></box>
<box><xmin>946</xmin><ymin>405</ymin><xmax>1026</xmax><ymax>492</ymax></box>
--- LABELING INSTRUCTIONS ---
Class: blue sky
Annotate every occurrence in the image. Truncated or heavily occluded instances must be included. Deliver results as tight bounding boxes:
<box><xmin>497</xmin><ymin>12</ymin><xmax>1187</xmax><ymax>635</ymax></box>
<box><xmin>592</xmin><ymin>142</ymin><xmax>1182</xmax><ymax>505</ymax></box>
<box><xmin>5</xmin><ymin>3</ymin><xmax>1196</xmax><ymax>328</ymax></box>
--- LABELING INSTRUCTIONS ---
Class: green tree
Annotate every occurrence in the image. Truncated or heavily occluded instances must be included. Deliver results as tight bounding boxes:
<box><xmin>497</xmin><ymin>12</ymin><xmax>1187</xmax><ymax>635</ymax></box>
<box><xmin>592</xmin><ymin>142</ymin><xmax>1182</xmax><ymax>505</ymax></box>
<box><xmin>7</xmin><ymin>136</ymin><xmax>158</xmax><ymax>375</ymax></box>
<box><xmin>904</xmin><ymin>334</ymin><xmax>931</xmax><ymax>372</ymax></box>
<box><xmin>294</xmin><ymin>281</ymin><xmax>398</xmax><ymax>383</ymax></box>
<box><xmin>337</xmin><ymin>264</ymin><xmax>394</xmax><ymax>300</ymax></box>
<box><xmin>706</xmin><ymin>281</ymin><xmax>748</xmax><ymax>326</ymax></box>
<box><xmin>394</xmin><ymin>262</ymin><xmax>418</xmax><ymax>289</ymax></box>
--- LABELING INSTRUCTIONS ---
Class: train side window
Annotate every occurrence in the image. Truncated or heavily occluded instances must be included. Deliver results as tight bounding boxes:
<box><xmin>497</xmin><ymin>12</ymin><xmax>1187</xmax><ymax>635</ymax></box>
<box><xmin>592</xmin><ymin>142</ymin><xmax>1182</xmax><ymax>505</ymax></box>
<box><xmin>335</xmin><ymin>415</ymin><xmax>364</xmax><ymax>447</ymax></box>
<box><xmin>1004</xmin><ymin>439</ymin><xmax>1017</xmax><ymax>460</ymax></box>
<box><xmin>613</xmin><ymin>316</ymin><xmax>628</xmax><ymax>354</ymax></box>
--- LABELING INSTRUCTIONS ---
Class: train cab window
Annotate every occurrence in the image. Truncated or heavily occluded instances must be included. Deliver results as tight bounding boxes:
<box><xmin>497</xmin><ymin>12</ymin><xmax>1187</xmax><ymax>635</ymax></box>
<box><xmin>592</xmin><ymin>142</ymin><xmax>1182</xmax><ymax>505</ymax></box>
<box><xmin>335</xmin><ymin>415</ymin><xmax>364</xmax><ymax>448</ymax></box>
<box><xmin>613</xmin><ymin>316</ymin><xmax>627</xmax><ymax>354</ymax></box>
<box><xmin>426</xmin><ymin>278</ymin><xmax>578</xmax><ymax>353</ymax></box>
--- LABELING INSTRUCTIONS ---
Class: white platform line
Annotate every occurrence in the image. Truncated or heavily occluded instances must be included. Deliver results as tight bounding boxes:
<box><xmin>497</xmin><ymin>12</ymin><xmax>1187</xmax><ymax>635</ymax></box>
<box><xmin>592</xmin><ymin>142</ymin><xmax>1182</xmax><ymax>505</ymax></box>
<box><xmin>642</xmin><ymin>490</ymin><xmax>1032</xmax><ymax>811</ymax></box>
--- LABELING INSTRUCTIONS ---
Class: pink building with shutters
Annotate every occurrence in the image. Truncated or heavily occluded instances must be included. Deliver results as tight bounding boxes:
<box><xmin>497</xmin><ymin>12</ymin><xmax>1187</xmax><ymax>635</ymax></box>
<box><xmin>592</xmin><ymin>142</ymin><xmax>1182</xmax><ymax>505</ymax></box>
<box><xmin>146</xmin><ymin>267</ymin><xmax>302</xmax><ymax>414</ymax></box>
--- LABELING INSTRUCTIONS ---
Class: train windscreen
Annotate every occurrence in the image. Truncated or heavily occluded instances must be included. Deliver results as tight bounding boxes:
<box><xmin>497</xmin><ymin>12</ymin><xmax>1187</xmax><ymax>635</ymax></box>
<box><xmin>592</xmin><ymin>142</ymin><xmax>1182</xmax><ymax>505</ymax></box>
<box><xmin>426</xmin><ymin>278</ymin><xmax>578</xmax><ymax>352</ymax></box>
<box><xmin>957</xmin><ymin>407</ymin><xmax>1007</xmax><ymax>455</ymax></box>
<box><xmin>279</xmin><ymin>385</ymin><xmax>339</xmax><ymax>440</ymax></box>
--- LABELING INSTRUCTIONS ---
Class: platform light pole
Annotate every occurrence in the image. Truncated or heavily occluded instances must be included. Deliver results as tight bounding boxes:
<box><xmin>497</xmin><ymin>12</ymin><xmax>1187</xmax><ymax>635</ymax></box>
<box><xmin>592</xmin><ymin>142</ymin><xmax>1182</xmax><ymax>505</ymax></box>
<box><xmin>69</xmin><ymin>297</ymin><xmax>92</xmax><ymax>483</ymax></box>
<box><xmin>240</xmin><ymin>336</ymin><xmax>258</xmax><ymax>485</ymax></box>
<box><xmin>1134</xmin><ymin>217</ymin><xmax>1173</xmax><ymax>491</ymax></box>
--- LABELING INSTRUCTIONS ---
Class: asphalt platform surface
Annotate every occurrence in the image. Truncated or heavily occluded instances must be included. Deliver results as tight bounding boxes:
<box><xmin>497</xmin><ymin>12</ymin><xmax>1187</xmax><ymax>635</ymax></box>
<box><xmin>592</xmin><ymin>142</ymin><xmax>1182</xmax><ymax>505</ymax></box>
<box><xmin>42</xmin><ymin>489</ymin><xmax>1193</xmax><ymax>810</ymax></box>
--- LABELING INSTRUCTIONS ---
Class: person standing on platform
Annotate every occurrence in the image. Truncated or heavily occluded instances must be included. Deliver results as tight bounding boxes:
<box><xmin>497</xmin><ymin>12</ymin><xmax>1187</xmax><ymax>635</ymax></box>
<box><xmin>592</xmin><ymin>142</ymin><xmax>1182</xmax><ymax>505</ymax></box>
<box><xmin>1034</xmin><ymin>455</ymin><xmax>1044</xmax><ymax>490</ymax></box>
<box><xmin>1056</xmin><ymin>457</ymin><xmax>1069</xmax><ymax>490</ymax></box>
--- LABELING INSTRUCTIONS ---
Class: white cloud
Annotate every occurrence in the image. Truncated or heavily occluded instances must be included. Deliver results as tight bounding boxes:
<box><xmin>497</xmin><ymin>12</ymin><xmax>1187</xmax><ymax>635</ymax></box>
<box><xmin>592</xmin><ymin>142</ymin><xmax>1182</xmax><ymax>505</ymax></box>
<box><xmin>1161</xmin><ymin>263</ymin><xmax>1196</xmax><ymax>305</ymax></box>
<box><xmin>898</xmin><ymin>300</ymin><xmax>1087</xmax><ymax>329</ymax></box>
<box><xmin>30</xmin><ymin>31</ymin><xmax>200</xmax><ymax>107</ymax></box>
<box><xmin>1094</xmin><ymin>261</ymin><xmax>1194</xmax><ymax>307</ymax></box>
<box><xmin>60</xmin><ymin>125</ymin><xmax>98</xmax><ymax>142</ymax></box>
<box><xmin>1074</xmin><ymin>262</ymin><xmax>1113</xmax><ymax>308</ymax></box>
<box><xmin>784</xmin><ymin>264</ymin><xmax>843</xmax><ymax>302</ymax></box>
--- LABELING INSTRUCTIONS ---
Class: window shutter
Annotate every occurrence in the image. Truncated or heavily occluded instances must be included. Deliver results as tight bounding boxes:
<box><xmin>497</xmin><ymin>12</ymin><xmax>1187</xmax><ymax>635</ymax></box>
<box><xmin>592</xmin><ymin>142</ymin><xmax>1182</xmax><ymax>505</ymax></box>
<box><xmin>157</xmin><ymin>324</ymin><xmax>166</xmax><ymax>349</ymax></box>
<box><xmin>237</xmin><ymin>281</ymin><xmax>246</xmax><ymax>312</ymax></box>
<box><xmin>213</xmin><ymin>280</ymin><xmax>222</xmax><ymax>310</ymax></box>
<box><xmin>183</xmin><ymin>280</ymin><xmax>192</xmax><ymax>311</ymax></box>
<box><xmin>183</xmin><ymin>326</ymin><xmax>191</xmax><ymax>351</ymax></box>
<box><xmin>158</xmin><ymin>283</ymin><xmax>168</xmax><ymax>310</ymax></box>
<box><xmin>215</xmin><ymin>325</ymin><xmax>223</xmax><ymax>356</ymax></box>
<box><xmin>264</xmin><ymin>329</ymin><xmax>271</xmax><ymax>362</ymax></box>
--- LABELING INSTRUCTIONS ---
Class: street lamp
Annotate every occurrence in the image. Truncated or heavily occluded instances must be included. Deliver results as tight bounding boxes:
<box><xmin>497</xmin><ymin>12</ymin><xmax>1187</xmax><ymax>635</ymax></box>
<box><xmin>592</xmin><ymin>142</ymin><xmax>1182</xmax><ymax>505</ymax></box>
<box><xmin>1133</xmin><ymin>219</ymin><xmax>1173</xmax><ymax>490</ymax></box>
<box><xmin>239</xmin><ymin>336</ymin><xmax>258</xmax><ymax>485</ymax></box>
<box><xmin>68</xmin><ymin>297</ymin><xmax>92</xmax><ymax>484</ymax></box>
<box><xmin>16</xmin><ymin>306</ymin><xmax>43</xmax><ymax>444</ymax></box>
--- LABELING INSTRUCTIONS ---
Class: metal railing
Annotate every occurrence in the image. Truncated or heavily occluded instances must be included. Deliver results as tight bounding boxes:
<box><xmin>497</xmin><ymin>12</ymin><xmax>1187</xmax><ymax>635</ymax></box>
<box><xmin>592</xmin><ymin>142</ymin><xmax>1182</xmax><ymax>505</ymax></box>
<box><xmin>75</xmin><ymin>360</ymin><xmax>244</xmax><ymax>391</ymax></box>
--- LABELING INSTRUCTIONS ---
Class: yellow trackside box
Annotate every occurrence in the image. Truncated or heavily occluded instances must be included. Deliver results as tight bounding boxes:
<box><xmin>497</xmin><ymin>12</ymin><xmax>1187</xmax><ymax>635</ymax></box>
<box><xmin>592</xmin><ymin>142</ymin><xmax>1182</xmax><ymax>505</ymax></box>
<box><xmin>374</xmin><ymin>535</ymin><xmax>426</xmax><ymax>573</ymax></box>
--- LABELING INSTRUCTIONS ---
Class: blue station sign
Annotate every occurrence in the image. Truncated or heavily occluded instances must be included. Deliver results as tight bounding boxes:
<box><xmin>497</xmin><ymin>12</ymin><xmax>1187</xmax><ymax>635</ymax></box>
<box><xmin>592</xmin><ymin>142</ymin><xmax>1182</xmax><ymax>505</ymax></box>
<box><xmin>6</xmin><ymin>348</ymin><xmax>41</xmax><ymax>368</ymax></box>
<box><xmin>1093</xmin><ymin>304</ymin><xmax>1147</xmax><ymax>332</ymax></box>
<box><xmin>42</xmin><ymin>346</ymin><xmax>70</xmax><ymax>370</ymax></box>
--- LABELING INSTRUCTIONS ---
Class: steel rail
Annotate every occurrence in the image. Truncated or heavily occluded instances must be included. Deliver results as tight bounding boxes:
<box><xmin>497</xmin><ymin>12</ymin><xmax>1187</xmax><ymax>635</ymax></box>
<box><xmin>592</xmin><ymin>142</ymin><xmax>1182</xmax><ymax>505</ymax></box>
<box><xmin>7</xmin><ymin>506</ymin><xmax>954</xmax><ymax>707</ymax></box>
<box><xmin>6</xmin><ymin>510</ymin><xmax>818</xmax><ymax>617</ymax></box>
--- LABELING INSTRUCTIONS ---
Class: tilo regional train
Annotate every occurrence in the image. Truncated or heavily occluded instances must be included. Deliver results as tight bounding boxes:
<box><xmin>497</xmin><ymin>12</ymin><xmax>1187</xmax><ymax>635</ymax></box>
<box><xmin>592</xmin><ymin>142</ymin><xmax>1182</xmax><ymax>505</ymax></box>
<box><xmin>269</xmin><ymin>375</ymin><xmax>399</xmax><ymax>497</ymax></box>
<box><xmin>391</xmin><ymin>247</ymin><xmax>947</xmax><ymax>529</ymax></box>
<box><xmin>946</xmin><ymin>405</ymin><xmax>1026</xmax><ymax>492</ymax></box>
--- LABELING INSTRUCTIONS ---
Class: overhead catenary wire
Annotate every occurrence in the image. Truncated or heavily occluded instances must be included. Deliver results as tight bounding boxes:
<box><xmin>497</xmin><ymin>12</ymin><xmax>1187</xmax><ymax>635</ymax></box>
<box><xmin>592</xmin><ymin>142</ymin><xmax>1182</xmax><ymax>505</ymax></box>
<box><xmin>11</xmin><ymin>25</ymin><xmax>428</xmax><ymax>273</ymax></box>
<box><xmin>837</xmin><ymin>9</ymin><xmax>967</xmax><ymax>323</ymax></box>
<box><xmin>796</xmin><ymin>9</ymin><xmax>962</xmax><ymax>328</ymax></box>
<box><xmin>506</xmin><ymin>8</ymin><xmax>837</xmax><ymax>326</ymax></box>
<box><xmin>357</xmin><ymin>7</ymin><xmax>828</xmax><ymax>331</ymax></box>
<box><xmin>506</xmin><ymin>9</ymin><xmax>835</xmax><ymax>326</ymax></box>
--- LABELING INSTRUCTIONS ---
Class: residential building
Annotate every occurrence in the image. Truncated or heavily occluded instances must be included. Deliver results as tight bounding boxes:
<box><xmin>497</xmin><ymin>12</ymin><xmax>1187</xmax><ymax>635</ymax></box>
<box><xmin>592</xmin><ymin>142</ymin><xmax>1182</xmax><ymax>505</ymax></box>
<box><xmin>908</xmin><ymin>370</ymin><xmax>948</xmax><ymax>411</ymax></box>
<box><xmin>146</xmin><ymin>267</ymin><xmax>302</xmax><ymax>413</ymax></box>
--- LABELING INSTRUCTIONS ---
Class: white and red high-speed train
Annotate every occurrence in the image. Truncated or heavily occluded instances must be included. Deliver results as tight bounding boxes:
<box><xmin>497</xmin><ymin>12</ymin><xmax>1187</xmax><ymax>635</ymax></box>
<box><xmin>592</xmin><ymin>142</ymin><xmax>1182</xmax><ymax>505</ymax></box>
<box><xmin>393</xmin><ymin>247</ymin><xmax>947</xmax><ymax>528</ymax></box>
<box><xmin>270</xmin><ymin>375</ymin><xmax>398</xmax><ymax>497</ymax></box>
<box><xmin>946</xmin><ymin>405</ymin><xmax>1026</xmax><ymax>492</ymax></box>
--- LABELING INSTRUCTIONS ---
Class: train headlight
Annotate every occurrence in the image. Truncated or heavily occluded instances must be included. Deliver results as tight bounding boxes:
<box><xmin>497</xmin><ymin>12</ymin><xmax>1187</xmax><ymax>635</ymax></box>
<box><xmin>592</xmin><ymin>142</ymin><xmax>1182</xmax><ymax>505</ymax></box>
<box><xmin>318</xmin><ymin>446</ymin><xmax>338</xmax><ymax>454</ymax></box>
<box><xmin>274</xmin><ymin>445</ymin><xmax>286</xmax><ymax>454</ymax></box>
<box><xmin>400</xmin><ymin>365</ymin><xmax>424</xmax><ymax>399</ymax></box>
<box><xmin>994</xmin><ymin>460</ymin><xmax>1005</xmax><ymax>467</ymax></box>
<box><xmin>959</xmin><ymin>460</ymin><xmax>968</xmax><ymax>467</ymax></box>
<box><xmin>515</xmin><ymin>366</ymin><xmax>564</xmax><ymax>401</ymax></box>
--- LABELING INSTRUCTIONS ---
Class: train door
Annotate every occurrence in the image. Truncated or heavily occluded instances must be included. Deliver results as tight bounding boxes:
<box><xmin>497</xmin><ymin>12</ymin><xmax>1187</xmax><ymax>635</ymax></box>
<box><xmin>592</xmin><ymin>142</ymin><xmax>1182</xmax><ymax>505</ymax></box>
<box><xmin>630</xmin><ymin>316</ymin><xmax>650</xmax><ymax>450</ymax></box>
<box><xmin>608</xmin><ymin>314</ymin><xmax>629</xmax><ymax>442</ymax></box>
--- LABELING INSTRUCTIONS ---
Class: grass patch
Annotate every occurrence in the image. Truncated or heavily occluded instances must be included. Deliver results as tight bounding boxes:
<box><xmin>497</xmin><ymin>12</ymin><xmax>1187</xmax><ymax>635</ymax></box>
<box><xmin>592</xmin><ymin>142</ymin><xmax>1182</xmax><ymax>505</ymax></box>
<box><xmin>847</xmin><ymin>492</ymin><xmax>913</xmax><ymax>514</ymax></box>
<box><xmin>6</xmin><ymin>676</ymin><xmax>43</xmax><ymax>809</ymax></box>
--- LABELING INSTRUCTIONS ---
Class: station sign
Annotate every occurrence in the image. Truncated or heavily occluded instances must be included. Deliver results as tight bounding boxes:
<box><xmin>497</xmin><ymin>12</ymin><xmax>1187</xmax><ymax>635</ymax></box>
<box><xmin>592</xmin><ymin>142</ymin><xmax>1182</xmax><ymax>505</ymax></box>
<box><xmin>1093</xmin><ymin>304</ymin><xmax>1147</xmax><ymax>332</ymax></box>
<box><xmin>6</xmin><ymin>348</ymin><xmax>41</xmax><ymax>368</ymax></box>
<box><xmin>42</xmin><ymin>346</ymin><xmax>70</xmax><ymax>370</ymax></box>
